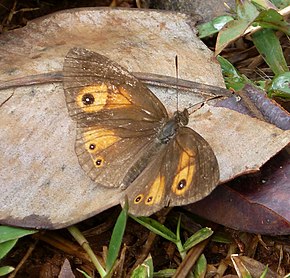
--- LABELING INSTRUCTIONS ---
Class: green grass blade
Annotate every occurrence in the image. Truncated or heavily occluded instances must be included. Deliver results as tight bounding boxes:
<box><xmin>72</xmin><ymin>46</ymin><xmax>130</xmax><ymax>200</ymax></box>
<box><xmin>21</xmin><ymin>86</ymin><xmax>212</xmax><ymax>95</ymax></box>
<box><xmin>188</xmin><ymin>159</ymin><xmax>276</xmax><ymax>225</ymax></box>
<box><xmin>68</xmin><ymin>226</ymin><xmax>106</xmax><ymax>277</ymax></box>
<box><xmin>260</xmin><ymin>265</ymin><xmax>268</xmax><ymax>278</ymax></box>
<box><xmin>183</xmin><ymin>228</ymin><xmax>213</xmax><ymax>252</ymax></box>
<box><xmin>77</xmin><ymin>268</ymin><xmax>92</xmax><ymax>278</ymax></box>
<box><xmin>106</xmin><ymin>206</ymin><xmax>128</xmax><ymax>272</ymax></box>
<box><xmin>252</xmin><ymin>28</ymin><xmax>288</xmax><ymax>75</ymax></box>
<box><xmin>0</xmin><ymin>239</ymin><xmax>18</xmax><ymax>260</ymax></box>
<box><xmin>0</xmin><ymin>226</ymin><xmax>37</xmax><ymax>243</ymax></box>
<box><xmin>130</xmin><ymin>216</ymin><xmax>177</xmax><ymax>243</ymax></box>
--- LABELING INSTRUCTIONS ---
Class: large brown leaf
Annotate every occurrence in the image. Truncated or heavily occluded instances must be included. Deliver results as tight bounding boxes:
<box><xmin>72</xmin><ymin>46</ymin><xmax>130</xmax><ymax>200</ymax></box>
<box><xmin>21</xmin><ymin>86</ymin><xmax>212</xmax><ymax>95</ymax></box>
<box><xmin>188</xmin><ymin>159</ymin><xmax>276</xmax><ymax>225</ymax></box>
<box><xmin>0</xmin><ymin>8</ymin><xmax>289</xmax><ymax>229</ymax></box>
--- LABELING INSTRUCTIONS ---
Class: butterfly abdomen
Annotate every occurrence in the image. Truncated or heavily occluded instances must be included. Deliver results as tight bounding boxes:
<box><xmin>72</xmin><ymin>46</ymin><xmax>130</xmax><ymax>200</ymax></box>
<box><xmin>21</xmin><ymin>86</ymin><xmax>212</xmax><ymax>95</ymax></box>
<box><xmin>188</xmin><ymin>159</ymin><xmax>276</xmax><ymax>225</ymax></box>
<box><xmin>120</xmin><ymin>139</ymin><xmax>164</xmax><ymax>190</ymax></box>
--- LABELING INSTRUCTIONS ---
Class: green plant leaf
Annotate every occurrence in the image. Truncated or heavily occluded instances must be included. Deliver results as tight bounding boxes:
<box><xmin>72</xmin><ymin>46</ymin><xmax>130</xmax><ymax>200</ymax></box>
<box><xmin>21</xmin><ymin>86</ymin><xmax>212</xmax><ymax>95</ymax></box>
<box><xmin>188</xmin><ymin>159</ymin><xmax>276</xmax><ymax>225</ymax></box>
<box><xmin>198</xmin><ymin>15</ymin><xmax>234</xmax><ymax>38</ymax></box>
<box><xmin>0</xmin><ymin>266</ymin><xmax>15</xmax><ymax>276</ymax></box>
<box><xmin>106</xmin><ymin>205</ymin><xmax>128</xmax><ymax>272</ymax></box>
<box><xmin>217</xmin><ymin>55</ymin><xmax>250</xmax><ymax>90</ymax></box>
<box><xmin>130</xmin><ymin>216</ymin><xmax>177</xmax><ymax>243</ymax></box>
<box><xmin>216</xmin><ymin>0</ymin><xmax>260</xmax><ymax>54</ymax></box>
<box><xmin>0</xmin><ymin>239</ymin><xmax>18</xmax><ymax>260</ymax></box>
<box><xmin>211</xmin><ymin>231</ymin><xmax>233</xmax><ymax>244</ymax></box>
<box><xmin>193</xmin><ymin>254</ymin><xmax>207</xmax><ymax>278</ymax></box>
<box><xmin>268</xmin><ymin>72</ymin><xmax>290</xmax><ymax>99</ymax></box>
<box><xmin>183</xmin><ymin>228</ymin><xmax>213</xmax><ymax>252</ymax></box>
<box><xmin>153</xmin><ymin>269</ymin><xmax>176</xmax><ymax>277</ymax></box>
<box><xmin>270</xmin><ymin>0</ymin><xmax>290</xmax><ymax>9</ymax></box>
<box><xmin>253</xmin><ymin>9</ymin><xmax>290</xmax><ymax>34</ymax></box>
<box><xmin>252</xmin><ymin>0</ymin><xmax>278</xmax><ymax>9</ymax></box>
<box><xmin>131</xmin><ymin>254</ymin><xmax>153</xmax><ymax>278</ymax></box>
<box><xmin>252</xmin><ymin>28</ymin><xmax>288</xmax><ymax>75</ymax></box>
<box><xmin>0</xmin><ymin>226</ymin><xmax>37</xmax><ymax>243</ymax></box>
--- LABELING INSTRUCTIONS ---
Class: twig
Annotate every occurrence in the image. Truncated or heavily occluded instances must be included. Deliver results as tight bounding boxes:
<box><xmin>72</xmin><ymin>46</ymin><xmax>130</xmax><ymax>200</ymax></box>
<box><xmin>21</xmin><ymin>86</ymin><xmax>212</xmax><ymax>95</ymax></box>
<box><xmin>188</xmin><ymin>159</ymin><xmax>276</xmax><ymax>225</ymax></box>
<box><xmin>8</xmin><ymin>239</ymin><xmax>38</xmax><ymax>278</ymax></box>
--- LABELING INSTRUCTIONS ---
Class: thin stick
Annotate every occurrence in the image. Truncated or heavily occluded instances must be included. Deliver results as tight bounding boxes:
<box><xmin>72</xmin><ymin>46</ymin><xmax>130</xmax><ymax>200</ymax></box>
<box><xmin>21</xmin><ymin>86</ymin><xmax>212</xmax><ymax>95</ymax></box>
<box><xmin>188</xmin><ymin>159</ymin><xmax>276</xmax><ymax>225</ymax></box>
<box><xmin>8</xmin><ymin>239</ymin><xmax>38</xmax><ymax>278</ymax></box>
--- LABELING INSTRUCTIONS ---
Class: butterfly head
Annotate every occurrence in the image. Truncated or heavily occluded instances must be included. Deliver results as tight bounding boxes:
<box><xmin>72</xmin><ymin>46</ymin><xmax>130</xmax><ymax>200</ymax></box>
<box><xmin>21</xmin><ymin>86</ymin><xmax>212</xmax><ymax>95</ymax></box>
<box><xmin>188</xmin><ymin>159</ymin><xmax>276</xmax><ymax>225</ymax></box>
<box><xmin>174</xmin><ymin>108</ymin><xmax>189</xmax><ymax>126</ymax></box>
<box><xmin>157</xmin><ymin>109</ymin><xmax>189</xmax><ymax>144</ymax></box>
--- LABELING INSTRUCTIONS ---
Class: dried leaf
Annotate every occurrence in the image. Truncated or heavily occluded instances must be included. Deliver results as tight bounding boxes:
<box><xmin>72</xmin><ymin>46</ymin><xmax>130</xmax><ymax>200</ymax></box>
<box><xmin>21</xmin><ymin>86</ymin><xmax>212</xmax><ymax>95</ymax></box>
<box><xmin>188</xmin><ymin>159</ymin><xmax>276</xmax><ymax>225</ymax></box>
<box><xmin>0</xmin><ymin>8</ymin><xmax>289</xmax><ymax>229</ymax></box>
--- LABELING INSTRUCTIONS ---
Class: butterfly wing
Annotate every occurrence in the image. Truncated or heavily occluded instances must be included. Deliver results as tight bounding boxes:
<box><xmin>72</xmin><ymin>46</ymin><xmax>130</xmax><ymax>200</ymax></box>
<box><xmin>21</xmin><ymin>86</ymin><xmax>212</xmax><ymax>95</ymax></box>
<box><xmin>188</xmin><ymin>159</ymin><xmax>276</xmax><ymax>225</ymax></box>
<box><xmin>126</xmin><ymin>127</ymin><xmax>219</xmax><ymax>216</ymax></box>
<box><xmin>63</xmin><ymin>48</ymin><xmax>167</xmax><ymax>122</ymax></box>
<box><xmin>63</xmin><ymin>48</ymin><xmax>168</xmax><ymax>188</ymax></box>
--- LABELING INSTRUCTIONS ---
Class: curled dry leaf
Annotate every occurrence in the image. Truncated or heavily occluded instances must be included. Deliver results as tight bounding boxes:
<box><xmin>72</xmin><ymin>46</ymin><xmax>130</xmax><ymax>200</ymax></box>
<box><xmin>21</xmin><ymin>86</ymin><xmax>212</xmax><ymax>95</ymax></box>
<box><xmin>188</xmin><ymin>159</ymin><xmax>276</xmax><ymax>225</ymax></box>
<box><xmin>231</xmin><ymin>255</ymin><xmax>280</xmax><ymax>278</ymax></box>
<box><xmin>217</xmin><ymin>84</ymin><xmax>290</xmax><ymax>130</ymax></box>
<box><xmin>0</xmin><ymin>8</ymin><xmax>289</xmax><ymax>229</ymax></box>
<box><xmin>187</xmin><ymin>149</ymin><xmax>290</xmax><ymax>235</ymax></box>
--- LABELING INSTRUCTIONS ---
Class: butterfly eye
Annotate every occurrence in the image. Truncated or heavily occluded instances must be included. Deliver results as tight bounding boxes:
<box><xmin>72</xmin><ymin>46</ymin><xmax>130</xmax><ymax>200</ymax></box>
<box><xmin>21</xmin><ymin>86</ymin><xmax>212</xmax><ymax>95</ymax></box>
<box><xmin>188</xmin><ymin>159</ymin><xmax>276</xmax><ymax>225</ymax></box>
<box><xmin>95</xmin><ymin>158</ymin><xmax>103</xmax><ymax>167</ymax></box>
<box><xmin>82</xmin><ymin>93</ymin><xmax>95</xmax><ymax>105</ymax></box>
<box><xmin>134</xmin><ymin>194</ymin><xmax>144</xmax><ymax>204</ymax></box>
<box><xmin>177</xmin><ymin>179</ymin><xmax>187</xmax><ymax>190</ymax></box>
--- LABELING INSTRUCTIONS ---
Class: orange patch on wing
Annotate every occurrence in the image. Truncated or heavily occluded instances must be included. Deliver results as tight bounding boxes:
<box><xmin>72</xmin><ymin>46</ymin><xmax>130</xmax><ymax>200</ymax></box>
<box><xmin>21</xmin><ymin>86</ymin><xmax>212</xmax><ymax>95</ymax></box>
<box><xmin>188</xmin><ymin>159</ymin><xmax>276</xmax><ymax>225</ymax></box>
<box><xmin>145</xmin><ymin>174</ymin><xmax>165</xmax><ymax>205</ymax></box>
<box><xmin>83</xmin><ymin>128</ymin><xmax>121</xmax><ymax>154</ymax></box>
<box><xmin>171</xmin><ymin>151</ymin><xmax>195</xmax><ymax>195</ymax></box>
<box><xmin>106</xmin><ymin>86</ymin><xmax>132</xmax><ymax>107</ymax></box>
<box><xmin>76</xmin><ymin>84</ymin><xmax>108</xmax><ymax>112</ymax></box>
<box><xmin>76</xmin><ymin>84</ymin><xmax>133</xmax><ymax>112</ymax></box>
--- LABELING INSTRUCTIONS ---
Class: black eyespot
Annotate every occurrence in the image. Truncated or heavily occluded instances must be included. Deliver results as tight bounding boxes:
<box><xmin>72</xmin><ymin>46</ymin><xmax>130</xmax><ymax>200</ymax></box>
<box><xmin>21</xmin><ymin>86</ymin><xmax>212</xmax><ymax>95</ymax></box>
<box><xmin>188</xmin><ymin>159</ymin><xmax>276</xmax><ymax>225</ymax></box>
<box><xmin>135</xmin><ymin>195</ymin><xmax>142</xmax><ymax>203</ymax></box>
<box><xmin>96</xmin><ymin>159</ymin><xmax>102</xmax><ymax>166</ymax></box>
<box><xmin>89</xmin><ymin>144</ymin><xmax>96</xmax><ymax>150</ymax></box>
<box><xmin>147</xmin><ymin>196</ymin><xmax>153</xmax><ymax>203</ymax></box>
<box><xmin>177</xmin><ymin>179</ymin><xmax>187</xmax><ymax>190</ymax></box>
<box><xmin>82</xmin><ymin>93</ymin><xmax>95</xmax><ymax>105</ymax></box>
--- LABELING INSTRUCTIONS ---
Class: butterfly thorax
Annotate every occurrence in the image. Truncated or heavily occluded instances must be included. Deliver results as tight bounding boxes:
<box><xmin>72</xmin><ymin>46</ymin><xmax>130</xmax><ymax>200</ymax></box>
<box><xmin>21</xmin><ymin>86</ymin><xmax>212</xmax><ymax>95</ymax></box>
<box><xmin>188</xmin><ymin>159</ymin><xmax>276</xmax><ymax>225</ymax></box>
<box><xmin>158</xmin><ymin>109</ymin><xmax>189</xmax><ymax>144</ymax></box>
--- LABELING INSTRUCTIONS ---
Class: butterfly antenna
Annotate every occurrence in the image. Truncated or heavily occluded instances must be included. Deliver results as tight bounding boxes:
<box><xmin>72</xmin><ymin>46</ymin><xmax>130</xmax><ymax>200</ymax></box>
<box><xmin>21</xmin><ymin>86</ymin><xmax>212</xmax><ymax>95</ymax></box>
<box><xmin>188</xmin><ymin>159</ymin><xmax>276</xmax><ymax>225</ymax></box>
<box><xmin>187</xmin><ymin>95</ymin><xmax>223</xmax><ymax>115</ymax></box>
<box><xmin>175</xmin><ymin>55</ymin><xmax>179</xmax><ymax>112</ymax></box>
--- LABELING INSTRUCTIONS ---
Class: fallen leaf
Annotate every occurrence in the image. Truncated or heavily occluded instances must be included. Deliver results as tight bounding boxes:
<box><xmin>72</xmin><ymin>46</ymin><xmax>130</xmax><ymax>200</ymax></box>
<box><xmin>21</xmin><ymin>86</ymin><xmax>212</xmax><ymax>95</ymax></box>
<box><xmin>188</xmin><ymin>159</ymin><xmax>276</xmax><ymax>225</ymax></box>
<box><xmin>0</xmin><ymin>8</ymin><xmax>289</xmax><ymax>229</ymax></box>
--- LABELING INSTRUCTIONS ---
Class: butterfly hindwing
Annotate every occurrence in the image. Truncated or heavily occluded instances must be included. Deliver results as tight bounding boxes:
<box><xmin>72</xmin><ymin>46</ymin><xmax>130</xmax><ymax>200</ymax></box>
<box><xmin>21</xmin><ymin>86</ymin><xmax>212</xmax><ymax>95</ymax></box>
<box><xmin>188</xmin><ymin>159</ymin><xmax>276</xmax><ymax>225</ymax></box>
<box><xmin>167</xmin><ymin>127</ymin><xmax>219</xmax><ymax>206</ymax></box>
<box><xmin>126</xmin><ymin>127</ymin><xmax>219</xmax><ymax>216</ymax></box>
<box><xmin>75</xmin><ymin>125</ymin><xmax>161</xmax><ymax>188</ymax></box>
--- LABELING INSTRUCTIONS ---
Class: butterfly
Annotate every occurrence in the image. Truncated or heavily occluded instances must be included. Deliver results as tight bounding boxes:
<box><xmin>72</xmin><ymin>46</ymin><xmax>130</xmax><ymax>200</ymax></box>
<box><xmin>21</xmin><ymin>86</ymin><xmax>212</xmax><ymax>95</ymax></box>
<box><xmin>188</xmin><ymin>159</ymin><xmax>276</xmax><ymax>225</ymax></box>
<box><xmin>63</xmin><ymin>47</ymin><xmax>219</xmax><ymax>216</ymax></box>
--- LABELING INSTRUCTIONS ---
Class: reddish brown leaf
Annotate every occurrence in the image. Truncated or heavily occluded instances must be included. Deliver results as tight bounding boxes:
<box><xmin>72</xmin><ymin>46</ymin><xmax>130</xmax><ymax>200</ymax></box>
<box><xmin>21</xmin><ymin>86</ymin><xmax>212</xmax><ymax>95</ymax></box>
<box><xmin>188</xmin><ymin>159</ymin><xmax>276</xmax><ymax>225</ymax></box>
<box><xmin>186</xmin><ymin>149</ymin><xmax>290</xmax><ymax>235</ymax></box>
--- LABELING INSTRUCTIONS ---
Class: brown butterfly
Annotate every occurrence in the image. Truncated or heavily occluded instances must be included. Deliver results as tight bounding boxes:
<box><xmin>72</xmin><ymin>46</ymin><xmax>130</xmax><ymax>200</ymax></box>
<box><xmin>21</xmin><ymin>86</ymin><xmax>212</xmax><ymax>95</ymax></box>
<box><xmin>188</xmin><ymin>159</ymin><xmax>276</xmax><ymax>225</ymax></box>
<box><xmin>63</xmin><ymin>47</ymin><xmax>219</xmax><ymax>216</ymax></box>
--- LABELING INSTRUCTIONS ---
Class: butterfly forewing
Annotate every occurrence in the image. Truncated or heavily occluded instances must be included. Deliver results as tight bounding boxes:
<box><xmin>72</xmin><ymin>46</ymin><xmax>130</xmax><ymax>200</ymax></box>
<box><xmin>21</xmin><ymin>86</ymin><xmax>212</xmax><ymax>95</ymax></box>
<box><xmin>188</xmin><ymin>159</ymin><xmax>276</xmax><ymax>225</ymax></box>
<box><xmin>63</xmin><ymin>48</ymin><xmax>169</xmax><ymax>188</ymax></box>
<box><xmin>63</xmin><ymin>48</ymin><xmax>168</xmax><ymax>122</ymax></box>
